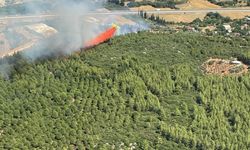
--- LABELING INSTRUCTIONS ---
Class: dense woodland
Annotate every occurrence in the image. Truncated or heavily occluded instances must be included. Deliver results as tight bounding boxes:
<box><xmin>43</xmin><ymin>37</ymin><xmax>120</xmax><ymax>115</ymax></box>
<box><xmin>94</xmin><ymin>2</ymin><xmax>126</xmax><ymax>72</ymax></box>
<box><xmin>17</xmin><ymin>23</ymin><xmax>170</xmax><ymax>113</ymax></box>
<box><xmin>0</xmin><ymin>32</ymin><xmax>250</xmax><ymax>149</ymax></box>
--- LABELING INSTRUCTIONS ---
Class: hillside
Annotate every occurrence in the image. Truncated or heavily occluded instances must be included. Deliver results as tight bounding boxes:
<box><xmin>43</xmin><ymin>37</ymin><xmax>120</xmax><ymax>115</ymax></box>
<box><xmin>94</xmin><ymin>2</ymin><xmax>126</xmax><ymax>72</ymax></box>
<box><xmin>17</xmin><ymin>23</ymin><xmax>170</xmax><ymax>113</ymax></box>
<box><xmin>0</xmin><ymin>32</ymin><xmax>249</xmax><ymax>149</ymax></box>
<box><xmin>177</xmin><ymin>0</ymin><xmax>220</xmax><ymax>9</ymax></box>
<box><xmin>127</xmin><ymin>0</ymin><xmax>220</xmax><ymax>9</ymax></box>
<box><xmin>127</xmin><ymin>0</ymin><xmax>250</xmax><ymax>22</ymax></box>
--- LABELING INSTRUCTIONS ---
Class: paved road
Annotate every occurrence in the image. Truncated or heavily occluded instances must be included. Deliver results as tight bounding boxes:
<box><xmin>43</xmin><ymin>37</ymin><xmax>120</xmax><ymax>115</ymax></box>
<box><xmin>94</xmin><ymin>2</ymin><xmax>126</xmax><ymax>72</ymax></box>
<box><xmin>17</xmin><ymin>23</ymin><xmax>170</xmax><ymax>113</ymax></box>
<box><xmin>0</xmin><ymin>8</ymin><xmax>250</xmax><ymax>21</ymax></box>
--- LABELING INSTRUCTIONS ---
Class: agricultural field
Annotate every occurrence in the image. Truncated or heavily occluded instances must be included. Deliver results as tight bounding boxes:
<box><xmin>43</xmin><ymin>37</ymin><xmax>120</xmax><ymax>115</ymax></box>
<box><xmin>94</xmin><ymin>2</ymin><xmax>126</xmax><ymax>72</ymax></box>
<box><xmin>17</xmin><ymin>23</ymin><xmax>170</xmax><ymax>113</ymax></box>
<box><xmin>126</xmin><ymin>0</ymin><xmax>250</xmax><ymax>22</ymax></box>
<box><xmin>0</xmin><ymin>31</ymin><xmax>249</xmax><ymax>149</ymax></box>
<box><xmin>150</xmin><ymin>12</ymin><xmax>250</xmax><ymax>37</ymax></box>
<box><xmin>177</xmin><ymin>0</ymin><xmax>221</xmax><ymax>9</ymax></box>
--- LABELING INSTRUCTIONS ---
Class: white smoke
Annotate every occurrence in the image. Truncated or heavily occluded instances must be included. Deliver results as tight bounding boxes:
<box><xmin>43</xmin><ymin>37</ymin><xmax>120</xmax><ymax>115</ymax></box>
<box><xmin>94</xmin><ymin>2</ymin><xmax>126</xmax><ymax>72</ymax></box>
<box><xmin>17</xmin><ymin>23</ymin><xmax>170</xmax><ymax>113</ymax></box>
<box><xmin>21</xmin><ymin>0</ymin><xmax>102</xmax><ymax>59</ymax></box>
<box><xmin>0</xmin><ymin>0</ymin><xmax>149</xmax><ymax>76</ymax></box>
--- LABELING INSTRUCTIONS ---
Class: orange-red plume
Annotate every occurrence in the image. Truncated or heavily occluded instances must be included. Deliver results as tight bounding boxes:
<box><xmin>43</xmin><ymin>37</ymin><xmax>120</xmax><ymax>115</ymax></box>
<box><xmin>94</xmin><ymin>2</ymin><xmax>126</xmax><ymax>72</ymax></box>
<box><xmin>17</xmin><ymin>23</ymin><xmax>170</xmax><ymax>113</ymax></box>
<box><xmin>84</xmin><ymin>24</ymin><xmax>118</xmax><ymax>48</ymax></box>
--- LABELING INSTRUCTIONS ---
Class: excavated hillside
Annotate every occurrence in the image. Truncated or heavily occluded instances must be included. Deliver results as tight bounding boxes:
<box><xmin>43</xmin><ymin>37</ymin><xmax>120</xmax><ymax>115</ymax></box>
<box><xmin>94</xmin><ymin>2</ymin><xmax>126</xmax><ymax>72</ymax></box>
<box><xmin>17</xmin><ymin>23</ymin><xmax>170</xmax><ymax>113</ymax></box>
<box><xmin>201</xmin><ymin>58</ymin><xmax>248</xmax><ymax>76</ymax></box>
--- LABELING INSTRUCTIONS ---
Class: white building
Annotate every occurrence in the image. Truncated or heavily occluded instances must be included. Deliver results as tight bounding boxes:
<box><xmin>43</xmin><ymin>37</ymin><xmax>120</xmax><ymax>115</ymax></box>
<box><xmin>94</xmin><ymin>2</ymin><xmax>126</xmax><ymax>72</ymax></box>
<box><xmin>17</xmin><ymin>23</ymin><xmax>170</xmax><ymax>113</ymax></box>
<box><xmin>223</xmin><ymin>24</ymin><xmax>232</xmax><ymax>33</ymax></box>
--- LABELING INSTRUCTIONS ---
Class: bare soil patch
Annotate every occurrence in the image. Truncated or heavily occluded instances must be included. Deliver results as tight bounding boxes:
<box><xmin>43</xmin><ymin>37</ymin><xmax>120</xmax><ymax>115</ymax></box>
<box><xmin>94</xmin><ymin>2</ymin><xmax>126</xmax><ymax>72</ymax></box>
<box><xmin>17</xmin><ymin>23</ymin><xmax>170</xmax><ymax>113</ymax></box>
<box><xmin>159</xmin><ymin>12</ymin><xmax>250</xmax><ymax>23</ymax></box>
<box><xmin>129</xmin><ymin>5</ymin><xmax>172</xmax><ymax>11</ymax></box>
<box><xmin>132</xmin><ymin>1</ymin><xmax>250</xmax><ymax>22</ymax></box>
<box><xmin>159</xmin><ymin>13</ymin><xmax>207</xmax><ymax>23</ymax></box>
<box><xmin>201</xmin><ymin>58</ymin><xmax>248</xmax><ymax>76</ymax></box>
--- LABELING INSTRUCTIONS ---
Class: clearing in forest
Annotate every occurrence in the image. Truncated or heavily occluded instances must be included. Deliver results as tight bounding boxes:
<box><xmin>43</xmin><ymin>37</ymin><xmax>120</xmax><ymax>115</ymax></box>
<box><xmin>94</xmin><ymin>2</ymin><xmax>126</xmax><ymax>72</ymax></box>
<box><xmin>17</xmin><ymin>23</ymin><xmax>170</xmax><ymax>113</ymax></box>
<box><xmin>201</xmin><ymin>58</ymin><xmax>248</xmax><ymax>76</ymax></box>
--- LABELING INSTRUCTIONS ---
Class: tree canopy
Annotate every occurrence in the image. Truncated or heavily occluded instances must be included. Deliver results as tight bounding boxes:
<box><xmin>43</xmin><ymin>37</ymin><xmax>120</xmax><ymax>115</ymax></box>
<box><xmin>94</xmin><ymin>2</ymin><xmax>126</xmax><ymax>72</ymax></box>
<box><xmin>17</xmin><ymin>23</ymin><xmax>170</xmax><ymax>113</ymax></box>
<box><xmin>0</xmin><ymin>31</ymin><xmax>249</xmax><ymax>149</ymax></box>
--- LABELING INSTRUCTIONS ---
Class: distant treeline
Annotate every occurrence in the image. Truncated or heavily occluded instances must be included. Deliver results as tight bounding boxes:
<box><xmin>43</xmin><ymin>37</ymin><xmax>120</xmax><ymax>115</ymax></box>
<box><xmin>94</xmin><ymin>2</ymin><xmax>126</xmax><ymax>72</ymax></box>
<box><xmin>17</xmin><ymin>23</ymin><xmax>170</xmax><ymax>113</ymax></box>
<box><xmin>107</xmin><ymin>0</ymin><xmax>187</xmax><ymax>9</ymax></box>
<box><xmin>208</xmin><ymin>0</ymin><xmax>250</xmax><ymax>7</ymax></box>
<box><xmin>128</xmin><ymin>1</ymin><xmax>176</xmax><ymax>9</ymax></box>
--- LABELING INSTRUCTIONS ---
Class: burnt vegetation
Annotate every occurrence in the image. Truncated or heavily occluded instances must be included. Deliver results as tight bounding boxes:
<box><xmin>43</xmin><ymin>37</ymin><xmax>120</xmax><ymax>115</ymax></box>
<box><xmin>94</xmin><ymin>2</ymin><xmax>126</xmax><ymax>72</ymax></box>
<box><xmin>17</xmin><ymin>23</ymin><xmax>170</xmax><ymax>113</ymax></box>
<box><xmin>0</xmin><ymin>32</ymin><xmax>249</xmax><ymax>149</ymax></box>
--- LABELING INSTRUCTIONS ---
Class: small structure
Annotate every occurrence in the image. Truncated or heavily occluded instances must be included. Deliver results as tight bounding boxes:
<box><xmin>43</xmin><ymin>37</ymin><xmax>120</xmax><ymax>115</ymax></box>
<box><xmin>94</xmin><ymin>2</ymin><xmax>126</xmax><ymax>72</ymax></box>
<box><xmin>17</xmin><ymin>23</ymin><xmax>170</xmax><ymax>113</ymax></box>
<box><xmin>241</xmin><ymin>24</ymin><xmax>249</xmax><ymax>30</ymax></box>
<box><xmin>231</xmin><ymin>60</ymin><xmax>242</xmax><ymax>64</ymax></box>
<box><xmin>223</xmin><ymin>24</ymin><xmax>232</xmax><ymax>33</ymax></box>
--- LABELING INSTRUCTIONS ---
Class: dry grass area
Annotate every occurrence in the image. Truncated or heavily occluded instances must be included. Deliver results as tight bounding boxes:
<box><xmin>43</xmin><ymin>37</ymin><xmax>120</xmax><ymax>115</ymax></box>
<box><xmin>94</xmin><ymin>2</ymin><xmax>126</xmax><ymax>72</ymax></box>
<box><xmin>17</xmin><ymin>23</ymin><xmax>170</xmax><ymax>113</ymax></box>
<box><xmin>129</xmin><ymin>5</ymin><xmax>172</xmax><ymax>11</ymax></box>
<box><xmin>159</xmin><ymin>12</ymin><xmax>250</xmax><ymax>23</ymax></box>
<box><xmin>159</xmin><ymin>13</ymin><xmax>207</xmax><ymax>23</ymax></box>
<box><xmin>201</xmin><ymin>58</ymin><xmax>248</xmax><ymax>76</ymax></box>
<box><xmin>166</xmin><ymin>0</ymin><xmax>250</xmax><ymax>22</ymax></box>
<box><xmin>221</xmin><ymin>12</ymin><xmax>250</xmax><ymax>19</ymax></box>
<box><xmin>129</xmin><ymin>0</ymin><xmax>250</xmax><ymax>22</ymax></box>
<box><xmin>0</xmin><ymin>40</ymin><xmax>37</xmax><ymax>58</ymax></box>
<box><xmin>26</xmin><ymin>23</ymin><xmax>58</xmax><ymax>38</ymax></box>
<box><xmin>112</xmin><ymin>16</ymin><xmax>136</xmax><ymax>25</ymax></box>
<box><xmin>129</xmin><ymin>0</ymin><xmax>221</xmax><ymax>11</ymax></box>
<box><xmin>177</xmin><ymin>0</ymin><xmax>221</xmax><ymax>10</ymax></box>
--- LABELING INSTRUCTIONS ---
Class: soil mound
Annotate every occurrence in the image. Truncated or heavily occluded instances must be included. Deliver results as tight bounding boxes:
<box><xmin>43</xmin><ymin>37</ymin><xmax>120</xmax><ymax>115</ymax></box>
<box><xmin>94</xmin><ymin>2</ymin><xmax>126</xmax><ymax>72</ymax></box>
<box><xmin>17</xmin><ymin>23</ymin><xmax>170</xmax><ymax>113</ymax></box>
<box><xmin>201</xmin><ymin>58</ymin><xmax>248</xmax><ymax>75</ymax></box>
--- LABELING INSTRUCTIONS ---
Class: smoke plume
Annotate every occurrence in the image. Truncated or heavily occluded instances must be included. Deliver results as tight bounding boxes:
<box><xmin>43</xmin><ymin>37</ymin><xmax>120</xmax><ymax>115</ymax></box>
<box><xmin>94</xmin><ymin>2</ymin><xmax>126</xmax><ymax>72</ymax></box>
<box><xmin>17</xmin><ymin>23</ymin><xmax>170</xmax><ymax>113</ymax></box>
<box><xmin>0</xmin><ymin>0</ymin><xmax>149</xmax><ymax>76</ymax></box>
<box><xmin>21</xmin><ymin>0</ymin><xmax>101</xmax><ymax>59</ymax></box>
